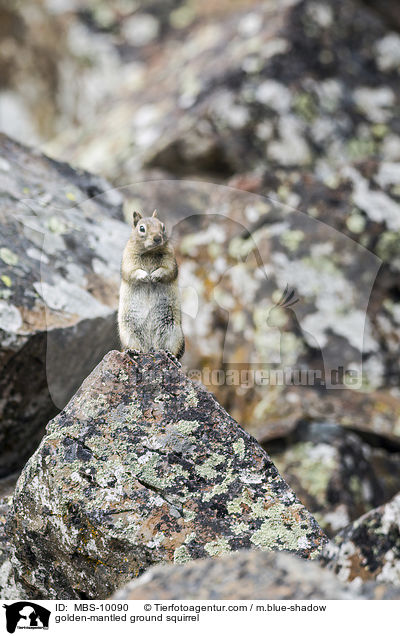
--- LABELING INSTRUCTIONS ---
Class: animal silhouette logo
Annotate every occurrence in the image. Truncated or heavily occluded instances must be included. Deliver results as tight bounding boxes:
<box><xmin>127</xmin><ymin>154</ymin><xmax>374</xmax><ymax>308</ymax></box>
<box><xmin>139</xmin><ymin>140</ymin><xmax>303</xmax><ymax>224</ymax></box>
<box><xmin>3</xmin><ymin>602</ymin><xmax>50</xmax><ymax>633</ymax></box>
<box><xmin>266</xmin><ymin>284</ymin><xmax>299</xmax><ymax>329</ymax></box>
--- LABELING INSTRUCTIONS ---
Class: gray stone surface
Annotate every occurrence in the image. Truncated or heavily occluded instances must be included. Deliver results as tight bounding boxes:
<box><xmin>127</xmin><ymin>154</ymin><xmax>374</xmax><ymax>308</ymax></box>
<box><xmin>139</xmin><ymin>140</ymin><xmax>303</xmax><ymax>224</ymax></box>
<box><xmin>7</xmin><ymin>350</ymin><xmax>327</xmax><ymax>600</ymax></box>
<box><xmin>0</xmin><ymin>133</ymin><xmax>127</xmax><ymax>476</ymax></box>
<box><xmin>113</xmin><ymin>548</ymin><xmax>400</xmax><ymax>600</ymax></box>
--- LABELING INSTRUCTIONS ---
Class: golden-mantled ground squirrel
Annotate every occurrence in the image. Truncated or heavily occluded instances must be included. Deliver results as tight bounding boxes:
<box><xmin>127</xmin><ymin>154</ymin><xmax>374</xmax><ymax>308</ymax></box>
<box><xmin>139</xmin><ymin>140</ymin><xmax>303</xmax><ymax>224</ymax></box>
<box><xmin>118</xmin><ymin>210</ymin><xmax>185</xmax><ymax>359</ymax></box>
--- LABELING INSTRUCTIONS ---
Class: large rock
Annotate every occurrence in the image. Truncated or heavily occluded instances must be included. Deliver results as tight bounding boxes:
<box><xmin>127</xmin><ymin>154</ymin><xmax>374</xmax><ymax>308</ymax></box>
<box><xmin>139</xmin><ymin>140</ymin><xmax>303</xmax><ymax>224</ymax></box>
<box><xmin>7</xmin><ymin>350</ymin><xmax>327</xmax><ymax>600</ymax></box>
<box><xmin>0</xmin><ymin>133</ymin><xmax>127</xmax><ymax>476</ymax></box>
<box><xmin>321</xmin><ymin>493</ymin><xmax>400</xmax><ymax>585</ymax></box>
<box><xmin>113</xmin><ymin>549</ymin><xmax>400</xmax><ymax>600</ymax></box>
<box><xmin>0</xmin><ymin>474</ymin><xmax>20</xmax><ymax>601</ymax></box>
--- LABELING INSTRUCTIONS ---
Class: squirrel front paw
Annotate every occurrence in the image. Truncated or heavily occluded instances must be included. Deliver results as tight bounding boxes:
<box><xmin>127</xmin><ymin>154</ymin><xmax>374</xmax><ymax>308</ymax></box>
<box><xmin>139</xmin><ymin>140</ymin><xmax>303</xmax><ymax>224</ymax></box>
<box><xmin>150</xmin><ymin>269</ymin><xmax>164</xmax><ymax>283</ymax></box>
<box><xmin>135</xmin><ymin>269</ymin><xmax>150</xmax><ymax>282</ymax></box>
<box><xmin>126</xmin><ymin>348</ymin><xmax>142</xmax><ymax>357</ymax></box>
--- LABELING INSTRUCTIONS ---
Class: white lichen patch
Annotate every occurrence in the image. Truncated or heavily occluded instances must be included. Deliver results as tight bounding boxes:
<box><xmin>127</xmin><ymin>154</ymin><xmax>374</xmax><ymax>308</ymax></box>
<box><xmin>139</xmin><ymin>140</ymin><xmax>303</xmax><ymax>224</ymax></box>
<box><xmin>34</xmin><ymin>280</ymin><xmax>112</xmax><ymax>319</ymax></box>
<box><xmin>0</xmin><ymin>302</ymin><xmax>22</xmax><ymax>333</ymax></box>
<box><xmin>255</xmin><ymin>80</ymin><xmax>291</xmax><ymax>112</ymax></box>
<box><xmin>280</xmin><ymin>230</ymin><xmax>305</xmax><ymax>252</ymax></box>
<box><xmin>268</xmin><ymin>116</ymin><xmax>311</xmax><ymax>166</ymax></box>
<box><xmin>375</xmin><ymin>33</ymin><xmax>400</xmax><ymax>72</ymax></box>
<box><xmin>353</xmin><ymin>87</ymin><xmax>395</xmax><ymax>124</ymax></box>
<box><xmin>345</xmin><ymin>166</ymin><xmax>400</xmax><ymax>231</ymax></box>
<box><xmin>346</xmin><ymin>213</ymin><xmax>366</xmax><ymax>234</ymax></box>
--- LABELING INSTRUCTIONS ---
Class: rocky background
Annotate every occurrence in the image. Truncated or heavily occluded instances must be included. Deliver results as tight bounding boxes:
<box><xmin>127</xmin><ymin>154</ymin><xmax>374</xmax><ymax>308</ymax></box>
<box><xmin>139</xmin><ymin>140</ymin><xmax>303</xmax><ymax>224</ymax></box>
<box><xmin>1</xmin><ymin>0</ymin><xmax>400</xmax><ymax>600</ymax></box>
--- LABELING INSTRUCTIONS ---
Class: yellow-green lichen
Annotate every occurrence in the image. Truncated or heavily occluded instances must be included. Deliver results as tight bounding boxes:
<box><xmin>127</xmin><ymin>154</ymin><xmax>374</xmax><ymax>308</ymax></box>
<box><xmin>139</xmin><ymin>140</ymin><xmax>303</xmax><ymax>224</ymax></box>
<box><xmin>173</xmin><ymin>545</ymin><xmax>192</xmax><ymax>564</ymax></box>
<box><xmin>195</xmin><ymin>454</ymin><xmax>226</xmax><ymax>479</ymax></box>
<box><xmin>280</xmin><ymin>230</ymin><xmax>305</xmax><ymax>252</ymax></box>
<box><xmin>126</xmin><ymin>402</ymin><xmax>143</xmax><ymax>421</ymax></box>
<box><xmin>136</xmin><ymin>453</ymin><xmax>171</xmax><ymax>489</ymax></box>
<box><xmin>174</xmin><ymin>420</ymin><xmax>200</xmax><ymax>435</ymax></box>
<box><xmin>273</xmin><ymin>442</ymin><xmax>336</xmax><ymax>503</ymax></box>
<box><xmin>183</xmin><ymin>509</ymin><xmax>196</xmax><ymax>522</ymax></box>
<box><xmin>231</xmin><ymin>521</ymin><xmax>249</xmax><ymax>535</ymax></box>
<box><xmin>0</xmin><ymin>248</ymin><xmax>18</xmax><ymax>266</ymax></box>
<box><xmin>204</xmin><ymin>468</ymin><xmax>235</xmax><ymax>501</ymax></box>
<box><xmin>293</xmin><ymin>92</ymin><xmax>317</xmax><ymax>122</ymax></box>
<box><xmin>46</xmin><ymin>216</ymin><xmax>68</xmax><ymax>234</ymax></box>
<box><xmin>1</xmin><ymin>275</ymin><xmax>12</xmax><ymax>287</ymax></box>
<box><xmin>346</xmin><ymin>213</ymin><xmax>366</xmax><ymax>234</ymax></box>
<box><xmin>227</xmin><ymin>491</ymin><xmax>269</xmax><ymax>519</ymax></box>
<box><xmin>233</xmin><ymin>438</ymin><xmax>245</xmax><ymax>460</ymax></box>
<box><xmin>184</xmin><ymin>388</ymin><xmax>199</xmax><ymax>408</ymax></box>
<box><xmin>250</xmin><ymin>503</ymin><xmax>313</xmax><ymax>551</ymax></box>
<box><xmin>204</xmin><ymin>537</ymin><xmax>231</xmax><ymax>557</ymax></box>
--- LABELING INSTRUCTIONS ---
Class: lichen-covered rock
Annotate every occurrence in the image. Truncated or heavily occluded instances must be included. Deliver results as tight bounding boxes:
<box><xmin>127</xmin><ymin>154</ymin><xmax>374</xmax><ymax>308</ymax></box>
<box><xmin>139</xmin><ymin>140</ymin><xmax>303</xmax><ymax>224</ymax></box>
<box><xmin>113</xmin><ymin>549</ymin><xmax>400</xmax><ymax>600</ymax></box>
<box><xmin>0</xmin><ymin>133</ymin><xmax>127</xmax><ymax>476</ymax></box>
<box><xmin>269</xmin><ymin>421</ymin><xmax>400</xmax><ymax>536</ymax></box>
<box><xmin>0</xmin><ymin>495</ymin><xmax>12</xmax><ymax>570</ymax></box>
<box><xmin>7</xmin><ymin>350</ymin><xmax>327</xmax><ymax>600</ymax></box>
<box><xmin>321</xmin><ymin>493</ymin><xmax>400</xmax><ymax>586</ymax></box>
<box><xmin>0</xmin><ymin>474</ymin><xmax>21</xmax><ymax>601</ymax></box>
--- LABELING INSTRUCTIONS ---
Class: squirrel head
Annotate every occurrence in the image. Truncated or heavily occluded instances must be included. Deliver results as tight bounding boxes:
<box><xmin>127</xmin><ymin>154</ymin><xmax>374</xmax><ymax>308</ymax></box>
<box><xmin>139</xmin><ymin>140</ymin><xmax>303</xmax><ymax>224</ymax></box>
<box><xmin>131</xmin><ymin>209</ymin><xmax>168</xmax><ymax>253</ymax></box>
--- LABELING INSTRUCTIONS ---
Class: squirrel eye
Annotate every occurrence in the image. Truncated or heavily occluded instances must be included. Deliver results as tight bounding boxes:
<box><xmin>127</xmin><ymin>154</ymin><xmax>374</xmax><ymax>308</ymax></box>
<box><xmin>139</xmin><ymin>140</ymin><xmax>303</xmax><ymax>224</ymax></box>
<box><xmin>139</xmin><ymin>225</ymin><xmax>146</xmax><ymax>233</ymax></box>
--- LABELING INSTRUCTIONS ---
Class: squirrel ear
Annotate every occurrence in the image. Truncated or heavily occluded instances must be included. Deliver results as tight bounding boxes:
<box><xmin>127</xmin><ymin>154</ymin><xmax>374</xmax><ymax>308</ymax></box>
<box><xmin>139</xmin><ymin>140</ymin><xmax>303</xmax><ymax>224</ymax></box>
<box><xmin>133</xmin><ymin>211</ymin><xmax>142</xmax><ymax>226</ymax></box>
<box><xmin>152</xmin><ymin>209</ymin><xmax>158</xmax><ymax>218</ymax></box>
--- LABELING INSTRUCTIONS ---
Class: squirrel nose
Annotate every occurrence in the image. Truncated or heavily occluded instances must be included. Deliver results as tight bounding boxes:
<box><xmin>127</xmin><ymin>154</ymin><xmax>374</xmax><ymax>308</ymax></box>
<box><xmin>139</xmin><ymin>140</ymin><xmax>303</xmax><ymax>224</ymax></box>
<box><xmin>154</xmin><ymin>236</ymin><xmax>162</xmax><ymax>244</ymax></box>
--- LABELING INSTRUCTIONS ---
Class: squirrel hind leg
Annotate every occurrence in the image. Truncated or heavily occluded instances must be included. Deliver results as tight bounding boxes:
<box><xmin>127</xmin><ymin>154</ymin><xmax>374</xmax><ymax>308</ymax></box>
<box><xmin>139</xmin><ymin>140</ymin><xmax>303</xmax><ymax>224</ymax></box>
<box><xmin>125</xmin><ymin>348</ymin><xmax>143</xmax><ymax>358</ymax></box>
<box><xmin>162</xmin><ymin>326</ymin><xmax>185</xmax><ymax>361</ymax></box>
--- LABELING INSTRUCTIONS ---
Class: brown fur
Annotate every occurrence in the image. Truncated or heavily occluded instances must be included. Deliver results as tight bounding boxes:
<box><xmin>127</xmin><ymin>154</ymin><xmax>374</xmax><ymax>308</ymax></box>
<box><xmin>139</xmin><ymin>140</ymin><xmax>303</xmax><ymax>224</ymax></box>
<box><xmin>118</xmin><ymin>210</ymin><xmax>185</xmax><ymax>358</ymax></box>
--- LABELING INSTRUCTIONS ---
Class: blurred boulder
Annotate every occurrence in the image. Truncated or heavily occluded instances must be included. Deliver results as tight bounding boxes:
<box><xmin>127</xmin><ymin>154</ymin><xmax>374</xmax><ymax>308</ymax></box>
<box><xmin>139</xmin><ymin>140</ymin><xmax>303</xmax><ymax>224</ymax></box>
<box><xmin>48</xmin><ymin>0</ymin><xmax>400</xmax><ymax>181</ymax></box>
<box><xmin>322</xmin><ymin>492</ymin><xmax>400</xmax><ymax>586</ymax></box>
<box><xmin>0</xmin><ymin>0</ymin><xmax>253</xmax><ymax>146</ymax></box>
<box><xmin>7</xmin><ymin>350</ymin><xmax>327</xmax><ymax>600</ymax></box>
<box><xmin>0</xmin><ymin>133</ymin><xmax>126</xmax><ymax>476</ymax></box>
<box><xmin>269</xmin><ymin>421</ymin><xmax>400</xmax><ymax>536</ymax></box>
<box><xmin>113</xmin><ymin>548</ymin><xmax>400</xmax><ymax>600</ymax></box>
